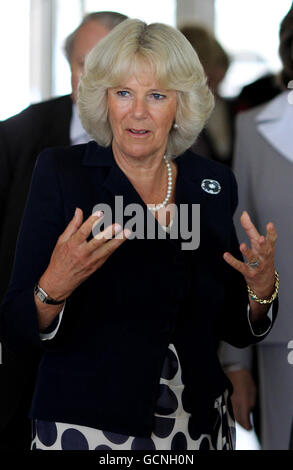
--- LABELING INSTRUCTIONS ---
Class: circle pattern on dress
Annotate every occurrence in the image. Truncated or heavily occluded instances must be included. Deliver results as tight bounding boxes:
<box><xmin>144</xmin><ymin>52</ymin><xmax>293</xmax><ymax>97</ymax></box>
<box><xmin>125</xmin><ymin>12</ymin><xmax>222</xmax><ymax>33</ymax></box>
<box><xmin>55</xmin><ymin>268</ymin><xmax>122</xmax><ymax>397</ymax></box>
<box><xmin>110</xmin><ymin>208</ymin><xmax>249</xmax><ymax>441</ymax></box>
<box><xmin>155</xmin><ymin>384</ymin><xmax>178</xmax><ymax>415</ymax></box>
<box><xmin>131</xmin><ymin>437</ymin><xmax>156</xmax><ymax>450</ymax></box>
<box><xmin>61</xmin><ymin>428</ymin><xmax>89</xmax><ymax>450</ymax></box>
<box><xmin>199</xmin><ymin>437</ymin><xmax>211</xmax><ymax>450</ymax></box>
<box><xmin>153</xmin><ymin>416</ymin><xmax>175</xmax><ymax>438</ymax></box>
<box><xmin>36</xmin><ymin>420</ymin><xmax>57</xmax><ymax>447</ymax></box>
<box><xmin>102</xmin><ymin>431</ymin><xmax>129</xmax><ymax>444</ymax></box>
<box><xmin>171</xmin><ymin>432</ymin><xmax>187</xmax><ymax>450</ymax></box>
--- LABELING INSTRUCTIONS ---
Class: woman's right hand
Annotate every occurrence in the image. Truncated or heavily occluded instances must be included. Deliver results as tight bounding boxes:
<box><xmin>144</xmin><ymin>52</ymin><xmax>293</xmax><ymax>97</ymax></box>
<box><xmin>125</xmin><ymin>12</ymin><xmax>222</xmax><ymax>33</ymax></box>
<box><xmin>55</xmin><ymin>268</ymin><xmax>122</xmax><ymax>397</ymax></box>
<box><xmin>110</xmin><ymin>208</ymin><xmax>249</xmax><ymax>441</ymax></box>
<box><xmin>35</xmin><ymin>208</ymin><xmax>130</xmax><ymax>330</ymax></box>
<box><xmin>40</xmin><ymin>208</ymin><xmax>130</xmax><ymax>299</ymax></box>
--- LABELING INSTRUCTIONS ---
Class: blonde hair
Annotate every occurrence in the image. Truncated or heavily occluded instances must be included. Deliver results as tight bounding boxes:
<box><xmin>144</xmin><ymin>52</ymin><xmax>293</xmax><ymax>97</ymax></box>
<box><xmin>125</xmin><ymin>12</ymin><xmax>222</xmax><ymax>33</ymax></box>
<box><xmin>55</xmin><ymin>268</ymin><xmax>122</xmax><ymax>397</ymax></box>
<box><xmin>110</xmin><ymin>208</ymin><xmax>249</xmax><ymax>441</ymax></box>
<box><xmin>78</xmin><ymin>19</ymin><xmax>214</xmax><ymax>156</ymax></box>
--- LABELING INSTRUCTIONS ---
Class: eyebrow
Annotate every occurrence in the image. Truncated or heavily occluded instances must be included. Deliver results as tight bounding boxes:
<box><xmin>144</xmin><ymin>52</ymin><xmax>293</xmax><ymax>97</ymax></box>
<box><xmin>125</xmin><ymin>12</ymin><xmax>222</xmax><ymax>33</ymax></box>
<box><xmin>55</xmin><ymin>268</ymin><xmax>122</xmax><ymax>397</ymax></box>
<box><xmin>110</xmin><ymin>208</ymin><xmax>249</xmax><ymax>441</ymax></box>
<box><xmin>111</xmin><ymin>86</ymin><xmax>169</xmax><ymax>93</ymax></box>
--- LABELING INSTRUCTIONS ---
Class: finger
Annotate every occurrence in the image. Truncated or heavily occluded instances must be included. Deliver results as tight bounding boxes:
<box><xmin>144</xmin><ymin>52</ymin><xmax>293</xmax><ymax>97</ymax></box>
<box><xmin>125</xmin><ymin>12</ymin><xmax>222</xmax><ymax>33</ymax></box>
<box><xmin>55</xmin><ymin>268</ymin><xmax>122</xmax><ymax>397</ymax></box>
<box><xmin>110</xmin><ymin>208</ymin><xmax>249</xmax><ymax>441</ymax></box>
<box><xmin>265</xmin><ymin>222</ymin><xmax>277</xmax><ymax>245</ymax></box>
<box><xmin>90</xmin><ymin>228</ymin><xmax>131</xmax><ymax>260</ymax></box>
<box><xmin>88</xmin><ymin>223</ymin><xmax>131</xmax><ymax>251</ymax></box>
<box><xmin>58</xmin><ymin>208</ymin><xmax>84</xmax><ymax>243</ymax></box>
<box><xmin>240</xmin><ymin>243</ymin><xmax>256</xmax><ymax>262</ymax></box>
<box><xmin>249</xmin><ymin>235</ymin><xmax>273</xmax><ymax>261</ymax></box>
<box><xmin>240</xmin><ymin>211</ymin><xmax>261</xmax><ymax>242</ymax></box>
<box><xmin>250</xmin><ymin>238</ymin><xmax>265</xmax><ymax>256</ymax></box>
<box><xmin>240</xmin><ymin>239</ymin><xmax>268</xmax><ymax>266</ymax></box>
<box><xmin>223</xmin><ymin>251</ymin><xmax>247</xmax><ymax>276</ymax></box>
<box><xmin>87</xmin><ymin>222</ymin><xmax>122</xmax><ymax>250</ymax></box>
<box><xmin>72</xmin><ymin>210</ymin><xmax>104</xmax><ymax>245</ymax></box>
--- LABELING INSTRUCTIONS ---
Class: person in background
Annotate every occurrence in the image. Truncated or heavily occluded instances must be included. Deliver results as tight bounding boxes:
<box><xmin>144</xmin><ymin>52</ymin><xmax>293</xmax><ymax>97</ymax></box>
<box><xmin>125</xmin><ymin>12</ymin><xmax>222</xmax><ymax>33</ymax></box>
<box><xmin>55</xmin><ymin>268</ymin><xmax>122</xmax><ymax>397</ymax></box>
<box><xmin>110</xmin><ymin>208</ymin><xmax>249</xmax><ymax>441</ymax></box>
<box><xmin>220</xmin><ymin>2</ymin><xmax>293</xmax><ymax>450</ymax></box>
<box><xmin>233</xmin><ymin>73</ymin><xmax>283</xmax><ymax>114</ymax></box>
<box><xmin>180</xmin><ymin>25</ymin><xmax>233</xmax><ymax>166</ymax></box>
<box><xmin>0</xmin><ymin>18</ymin><xmax>278</xmax><ymax>451</ymax></box>
<box><xmin>0</xmin><ymin>11</ymin><xmax>127</xmax><ymax>450</ymax></box>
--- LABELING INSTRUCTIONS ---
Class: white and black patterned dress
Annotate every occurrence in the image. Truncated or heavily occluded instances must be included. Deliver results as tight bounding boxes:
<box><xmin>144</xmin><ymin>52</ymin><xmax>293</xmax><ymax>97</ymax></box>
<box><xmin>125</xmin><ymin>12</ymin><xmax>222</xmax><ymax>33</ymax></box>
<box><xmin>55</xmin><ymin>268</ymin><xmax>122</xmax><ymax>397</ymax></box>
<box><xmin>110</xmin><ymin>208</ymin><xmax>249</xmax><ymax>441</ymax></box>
<box><xmin>31</xmin><ymin>343</ymin><xmax>235</xmax><ymax>450</ymax></box>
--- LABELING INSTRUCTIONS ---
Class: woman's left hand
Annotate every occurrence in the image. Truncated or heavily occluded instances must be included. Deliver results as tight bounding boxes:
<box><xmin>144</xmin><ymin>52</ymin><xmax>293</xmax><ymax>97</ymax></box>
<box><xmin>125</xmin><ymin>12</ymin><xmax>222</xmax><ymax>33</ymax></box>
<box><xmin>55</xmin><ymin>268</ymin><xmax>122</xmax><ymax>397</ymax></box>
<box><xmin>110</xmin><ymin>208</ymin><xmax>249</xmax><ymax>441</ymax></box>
<box><xmin>223</xmin><ymin>211</ymin><xmax>277</xmax><ymax>316</ymax></box>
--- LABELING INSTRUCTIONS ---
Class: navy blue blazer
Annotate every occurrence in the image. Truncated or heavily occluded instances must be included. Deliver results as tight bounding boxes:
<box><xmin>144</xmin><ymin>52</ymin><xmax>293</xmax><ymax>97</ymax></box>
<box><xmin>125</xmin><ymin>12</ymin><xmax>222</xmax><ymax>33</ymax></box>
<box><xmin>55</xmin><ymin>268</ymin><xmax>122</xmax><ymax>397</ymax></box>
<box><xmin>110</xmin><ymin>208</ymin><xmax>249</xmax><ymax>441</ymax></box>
<box><xmin>0</xmin><ymin>142</ymin><xmax>277</xmax><ymax>437</ymax></box>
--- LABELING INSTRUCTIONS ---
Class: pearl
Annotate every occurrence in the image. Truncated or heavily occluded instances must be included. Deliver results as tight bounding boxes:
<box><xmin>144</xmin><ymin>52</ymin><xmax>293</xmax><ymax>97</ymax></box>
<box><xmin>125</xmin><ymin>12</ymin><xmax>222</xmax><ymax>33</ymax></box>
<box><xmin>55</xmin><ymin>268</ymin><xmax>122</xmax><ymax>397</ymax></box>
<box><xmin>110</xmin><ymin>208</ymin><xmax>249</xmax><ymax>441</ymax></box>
<box><xmin>148</xmin><ymin>155</ymin><xmax>173</xmax><ymax>212</ymax></box>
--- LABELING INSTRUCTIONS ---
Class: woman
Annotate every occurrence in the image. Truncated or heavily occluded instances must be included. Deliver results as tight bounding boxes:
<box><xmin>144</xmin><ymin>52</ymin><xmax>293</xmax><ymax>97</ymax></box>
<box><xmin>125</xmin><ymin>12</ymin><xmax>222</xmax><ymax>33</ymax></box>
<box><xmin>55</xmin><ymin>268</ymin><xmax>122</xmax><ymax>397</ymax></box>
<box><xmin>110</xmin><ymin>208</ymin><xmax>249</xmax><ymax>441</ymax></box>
<box><xmin>0</xmin><ymin>19</ymin><xmax>278</xmax><ymax>450</ymax></box>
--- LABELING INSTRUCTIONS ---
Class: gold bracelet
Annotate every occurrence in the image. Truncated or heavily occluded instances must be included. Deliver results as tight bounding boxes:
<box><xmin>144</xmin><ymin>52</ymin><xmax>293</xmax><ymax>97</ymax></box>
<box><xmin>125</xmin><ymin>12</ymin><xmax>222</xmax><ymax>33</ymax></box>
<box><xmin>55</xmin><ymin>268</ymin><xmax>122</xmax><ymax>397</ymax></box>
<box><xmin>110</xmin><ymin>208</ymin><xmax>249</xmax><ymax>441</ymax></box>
<box><xmin>247</xmin><ymin>270</ymin><xmax>279</xmax><ymax>305</ymax></box>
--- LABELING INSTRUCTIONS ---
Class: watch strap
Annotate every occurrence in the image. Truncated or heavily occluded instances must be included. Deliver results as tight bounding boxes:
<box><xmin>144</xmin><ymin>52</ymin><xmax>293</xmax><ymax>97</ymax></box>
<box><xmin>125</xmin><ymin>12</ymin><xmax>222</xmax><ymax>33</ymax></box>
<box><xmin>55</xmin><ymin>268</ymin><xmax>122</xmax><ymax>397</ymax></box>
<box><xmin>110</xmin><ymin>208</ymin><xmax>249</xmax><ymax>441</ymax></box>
<box><xmin>34</xmin><ymin>284</ymin><xmax>65</xmax><ymax>305</ymax></box>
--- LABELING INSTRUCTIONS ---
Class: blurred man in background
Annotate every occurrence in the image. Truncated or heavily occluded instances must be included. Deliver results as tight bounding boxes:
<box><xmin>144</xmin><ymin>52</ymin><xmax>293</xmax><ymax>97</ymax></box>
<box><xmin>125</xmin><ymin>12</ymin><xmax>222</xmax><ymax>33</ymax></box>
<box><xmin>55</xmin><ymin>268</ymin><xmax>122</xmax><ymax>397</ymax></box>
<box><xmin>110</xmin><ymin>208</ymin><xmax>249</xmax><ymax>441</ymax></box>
<box><xmin>0</xmin><ymin>11</ymin><xmax>127</xmax><ymax>450</ymax></box>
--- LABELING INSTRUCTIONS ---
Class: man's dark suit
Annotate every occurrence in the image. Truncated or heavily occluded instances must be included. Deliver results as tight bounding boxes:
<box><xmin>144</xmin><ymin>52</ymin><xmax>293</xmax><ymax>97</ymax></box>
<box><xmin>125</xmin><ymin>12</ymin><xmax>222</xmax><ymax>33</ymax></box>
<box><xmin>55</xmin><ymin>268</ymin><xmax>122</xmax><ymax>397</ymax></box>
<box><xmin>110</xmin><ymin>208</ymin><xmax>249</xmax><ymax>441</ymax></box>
<box><xmin>0</xmin><ymin>94</ymin><xmax>72</xmax><ymax>449</ymax></box>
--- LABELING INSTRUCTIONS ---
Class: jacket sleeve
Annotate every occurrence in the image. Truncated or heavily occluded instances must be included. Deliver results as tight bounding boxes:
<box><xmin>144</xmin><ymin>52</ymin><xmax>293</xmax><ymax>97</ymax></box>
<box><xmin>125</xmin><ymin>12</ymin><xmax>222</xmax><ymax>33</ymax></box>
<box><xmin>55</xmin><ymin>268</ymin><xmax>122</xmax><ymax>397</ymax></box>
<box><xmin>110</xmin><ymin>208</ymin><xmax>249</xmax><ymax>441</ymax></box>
<box><xmin>0</xmin><ymin>149</ymin><xmax>67</xmax><ymax>356</ymax></box>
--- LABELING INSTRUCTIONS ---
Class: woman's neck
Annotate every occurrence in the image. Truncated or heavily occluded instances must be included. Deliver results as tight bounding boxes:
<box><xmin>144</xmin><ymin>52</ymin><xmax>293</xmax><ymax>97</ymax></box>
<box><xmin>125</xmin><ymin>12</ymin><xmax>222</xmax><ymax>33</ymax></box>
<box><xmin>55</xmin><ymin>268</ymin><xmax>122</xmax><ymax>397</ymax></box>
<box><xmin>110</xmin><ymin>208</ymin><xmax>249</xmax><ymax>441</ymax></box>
<box><xmin>112</xmin><ymin>144</ymin><xmax>168</xmax><ymax>202</ymax></box>
<box><xmin>112</xmin><ymin>143</ymin><xmax>177</xmax><ymax>224</ymax></box>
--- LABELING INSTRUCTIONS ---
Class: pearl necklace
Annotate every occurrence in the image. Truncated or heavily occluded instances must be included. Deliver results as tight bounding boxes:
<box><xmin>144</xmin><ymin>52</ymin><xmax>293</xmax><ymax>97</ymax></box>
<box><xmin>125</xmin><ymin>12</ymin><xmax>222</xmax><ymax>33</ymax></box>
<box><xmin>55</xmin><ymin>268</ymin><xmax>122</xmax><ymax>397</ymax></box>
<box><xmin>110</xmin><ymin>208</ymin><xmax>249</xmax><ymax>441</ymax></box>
<box><xmin>148</xmin><ymin>156</ymin><xmax>173</xmax><ymax>212</ymax></box>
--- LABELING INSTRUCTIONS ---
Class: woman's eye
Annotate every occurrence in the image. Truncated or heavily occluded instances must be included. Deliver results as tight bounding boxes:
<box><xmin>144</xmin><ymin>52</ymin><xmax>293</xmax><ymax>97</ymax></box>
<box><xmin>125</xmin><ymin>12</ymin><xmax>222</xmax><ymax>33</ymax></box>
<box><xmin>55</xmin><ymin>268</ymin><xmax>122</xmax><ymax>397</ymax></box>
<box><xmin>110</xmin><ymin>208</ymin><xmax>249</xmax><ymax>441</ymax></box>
<box><xmin>117</xmin><ymin>90</ymin><xmax>129</xmax><ymax>97</ymax></box>
<box><xmin>152</xmin><ymin>93</ymin><xmax>165</xmax><ymax>100</ymax></box>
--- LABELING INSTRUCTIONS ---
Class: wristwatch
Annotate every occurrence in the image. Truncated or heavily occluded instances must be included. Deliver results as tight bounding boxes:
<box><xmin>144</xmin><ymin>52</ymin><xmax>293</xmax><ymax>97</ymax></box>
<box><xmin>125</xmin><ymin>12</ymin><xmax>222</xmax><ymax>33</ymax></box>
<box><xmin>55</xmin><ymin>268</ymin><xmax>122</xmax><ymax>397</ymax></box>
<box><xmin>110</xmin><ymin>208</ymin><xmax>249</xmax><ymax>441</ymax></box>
<box><xmin>34</xmin><ymin>284</ymin><xmax>65</xmax><ymax>305</ymax></box>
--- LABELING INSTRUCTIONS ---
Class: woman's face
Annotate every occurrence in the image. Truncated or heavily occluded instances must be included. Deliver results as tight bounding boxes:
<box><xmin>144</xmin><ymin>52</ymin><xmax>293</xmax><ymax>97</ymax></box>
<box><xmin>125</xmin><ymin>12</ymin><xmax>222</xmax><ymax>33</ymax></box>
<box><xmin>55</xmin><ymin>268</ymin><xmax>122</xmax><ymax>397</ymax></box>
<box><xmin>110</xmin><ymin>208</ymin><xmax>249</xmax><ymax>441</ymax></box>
<box><xmin>107</xmin><ymin>68</ymin><xmax>177</xmax><ymax>162</ymax></box>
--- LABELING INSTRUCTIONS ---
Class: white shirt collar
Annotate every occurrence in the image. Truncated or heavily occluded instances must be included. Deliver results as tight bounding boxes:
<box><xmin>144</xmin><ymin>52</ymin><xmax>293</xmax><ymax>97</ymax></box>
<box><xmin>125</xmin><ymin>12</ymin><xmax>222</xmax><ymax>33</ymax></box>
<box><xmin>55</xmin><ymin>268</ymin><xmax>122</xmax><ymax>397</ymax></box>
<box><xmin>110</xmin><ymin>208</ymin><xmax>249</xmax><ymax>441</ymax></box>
<box><xmin>70</xmin><ymin>103</ymin><xmax>91</xmax><ymax>145</ymax></box>
<box><xmin>256</xmin><ymin>91</ymin><xmax>293</xmax><ymax>163</ymax></box>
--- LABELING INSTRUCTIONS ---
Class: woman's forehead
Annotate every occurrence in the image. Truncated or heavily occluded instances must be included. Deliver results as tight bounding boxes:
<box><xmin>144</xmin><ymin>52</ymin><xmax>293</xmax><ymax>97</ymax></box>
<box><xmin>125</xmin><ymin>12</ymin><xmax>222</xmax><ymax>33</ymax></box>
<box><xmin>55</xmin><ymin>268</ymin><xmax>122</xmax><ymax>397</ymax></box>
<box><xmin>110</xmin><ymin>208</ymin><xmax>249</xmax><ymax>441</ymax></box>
<box><xmin>111</xmin><ymin>57</ymin><xmax>169</xmax><ymax>89</ymax></box>
<box><xmin>116</xmin><ymin>72</ymin><xmax>163</xmax><ymax>89</ymax></box>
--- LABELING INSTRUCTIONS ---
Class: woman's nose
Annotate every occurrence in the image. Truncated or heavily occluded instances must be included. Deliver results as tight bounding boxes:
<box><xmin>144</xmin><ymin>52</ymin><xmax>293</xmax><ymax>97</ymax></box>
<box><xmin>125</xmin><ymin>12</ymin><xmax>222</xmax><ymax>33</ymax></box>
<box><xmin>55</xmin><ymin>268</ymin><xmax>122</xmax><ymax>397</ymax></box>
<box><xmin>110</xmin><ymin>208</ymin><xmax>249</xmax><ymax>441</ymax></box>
<box><xmin>131</xmin><ymin>97</ymin><xmax>148</xmax><ymax>119</ymax></box>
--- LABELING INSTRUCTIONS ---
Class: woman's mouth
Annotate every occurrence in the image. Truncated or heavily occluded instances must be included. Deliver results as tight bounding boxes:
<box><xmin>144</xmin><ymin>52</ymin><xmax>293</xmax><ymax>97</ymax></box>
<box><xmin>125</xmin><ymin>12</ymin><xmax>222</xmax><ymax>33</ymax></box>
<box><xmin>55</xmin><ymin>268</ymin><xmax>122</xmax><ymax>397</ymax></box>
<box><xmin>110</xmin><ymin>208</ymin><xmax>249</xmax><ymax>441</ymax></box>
<box><xmin>127</xmin><ymin>128</ymin><xmax>150</xmax><ymax>136</ymax></box>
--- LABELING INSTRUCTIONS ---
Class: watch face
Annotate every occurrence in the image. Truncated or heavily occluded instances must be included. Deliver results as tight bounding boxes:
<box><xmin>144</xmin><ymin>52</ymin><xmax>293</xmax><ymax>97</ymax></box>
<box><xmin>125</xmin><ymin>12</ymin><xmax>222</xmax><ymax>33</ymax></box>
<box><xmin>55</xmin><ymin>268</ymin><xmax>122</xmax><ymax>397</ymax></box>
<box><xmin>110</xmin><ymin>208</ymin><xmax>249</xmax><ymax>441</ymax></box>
<box><xmin>38</xmin><ymin>291</ymin><xmax>46</xmax><ymax>302</ymax></box>
<box><xmin>35</xmin><ymin>285</ymin><xmax>63</xmax><ymax>304</ymax></box>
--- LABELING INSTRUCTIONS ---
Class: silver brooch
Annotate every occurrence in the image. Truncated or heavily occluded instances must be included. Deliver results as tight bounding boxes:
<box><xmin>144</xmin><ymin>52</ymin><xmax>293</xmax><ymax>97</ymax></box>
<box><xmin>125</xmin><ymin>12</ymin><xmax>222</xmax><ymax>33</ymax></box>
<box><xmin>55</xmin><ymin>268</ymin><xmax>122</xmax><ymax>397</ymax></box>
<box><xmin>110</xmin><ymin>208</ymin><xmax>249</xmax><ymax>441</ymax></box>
<box><xmin>201</xmin><ymin>179</ymin><xmax>221</xmax><ymax>195</ymax></box>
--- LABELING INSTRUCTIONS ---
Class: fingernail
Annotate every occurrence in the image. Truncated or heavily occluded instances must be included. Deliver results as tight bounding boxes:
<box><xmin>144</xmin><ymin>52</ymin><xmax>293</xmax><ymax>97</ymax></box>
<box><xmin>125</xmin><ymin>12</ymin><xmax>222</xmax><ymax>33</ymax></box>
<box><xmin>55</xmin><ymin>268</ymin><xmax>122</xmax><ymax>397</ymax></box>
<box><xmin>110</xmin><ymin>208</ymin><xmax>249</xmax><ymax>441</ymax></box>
<box><xmin>124</xmin><ymin>229</ymin><xmax>132</xmax><ymax>239</ymax></box>
<box><xmin>75</xmin><ymin>208</ymin><xmax>79</xmax><ymax>217</ymax></box>
<box><xmin>93</xmin><ymin>210</ymin><xmax>103</xmax><ymax>218</ymax></box>
<box><xmin>114</xmin><ymin>224</ymin><xmax>122</xmax><ymax>234</ymax></box>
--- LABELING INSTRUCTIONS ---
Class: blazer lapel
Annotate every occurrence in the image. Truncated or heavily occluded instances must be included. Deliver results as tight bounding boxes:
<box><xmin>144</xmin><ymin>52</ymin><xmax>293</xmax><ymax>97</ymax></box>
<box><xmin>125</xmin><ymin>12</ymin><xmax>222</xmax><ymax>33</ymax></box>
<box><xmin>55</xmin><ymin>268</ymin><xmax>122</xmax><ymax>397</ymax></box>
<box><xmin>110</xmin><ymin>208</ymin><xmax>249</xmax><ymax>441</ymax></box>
<box><xmin>82</xmin><ymin>142</ymin><xmax>148</xmax><ymax>206</ymax></box>
<box><xmin>256</xmin><ymin>91</ymin><xmax>293</xmax><ymax>163</ymax></box>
